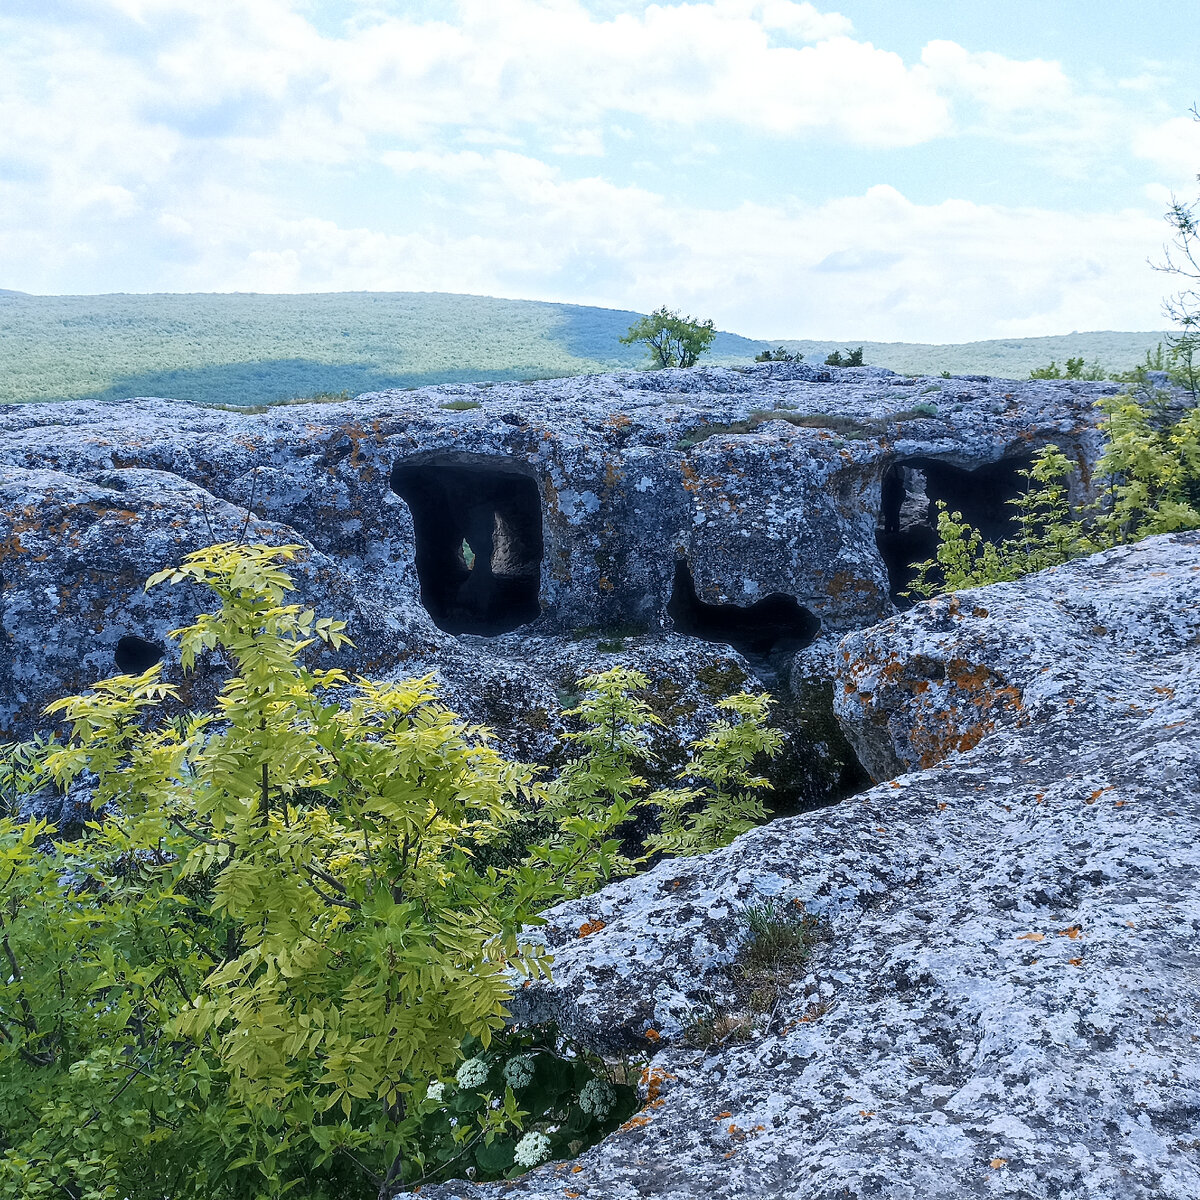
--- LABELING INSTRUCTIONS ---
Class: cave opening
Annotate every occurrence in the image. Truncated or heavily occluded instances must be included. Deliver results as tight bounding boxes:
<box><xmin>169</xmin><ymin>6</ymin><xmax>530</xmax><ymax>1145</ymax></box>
<box><xmin>876</xmin><ymin>454</ymin><xmax>1033</xmax><ymax>604</ymax></box>
<box><xmin>114</xmin><ymin>634</ymin><xmax>164</xmax><ymax>675</ymax></box>
<box><xmin>391</xmin><ymin>455</ymin><xmax>544</xmax><ymax>635</ymax></box>
<box><xmin>667</xmin><ymin>559</ymin><xmax>820</xmax><ymax>662</ymax></box>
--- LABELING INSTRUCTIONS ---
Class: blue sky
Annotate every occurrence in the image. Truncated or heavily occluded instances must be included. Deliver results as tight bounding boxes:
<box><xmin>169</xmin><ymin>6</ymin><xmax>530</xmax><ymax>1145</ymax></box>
<box><xmin>1</xmin><ymin>0</ymin><xmax>1197</xmax><ymax>341</ymax></box>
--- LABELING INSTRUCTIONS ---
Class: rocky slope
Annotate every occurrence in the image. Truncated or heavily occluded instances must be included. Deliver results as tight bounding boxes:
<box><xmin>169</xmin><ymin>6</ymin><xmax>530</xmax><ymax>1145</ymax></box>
<box><xmin>405</xmin><ymin>532</ymin><xmax>1200</xmax><ymax>1200</ymax></box>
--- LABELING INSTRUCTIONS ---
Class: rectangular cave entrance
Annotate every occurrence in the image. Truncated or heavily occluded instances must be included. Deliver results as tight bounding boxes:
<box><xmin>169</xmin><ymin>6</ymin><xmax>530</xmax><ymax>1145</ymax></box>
<box><xmin>391</xmin><ymin>454</ymin><xmax>544</xmax><ymax>635</ymax></box>
<box><xmin>876</xmin><ymin>453</ymin><xmax>1033</xmax><ymax>604</ymax></box>
<box><xmin>667</xmin><ymin>559</ymin><xmax>820</xmax><ymax>663</ymax></box>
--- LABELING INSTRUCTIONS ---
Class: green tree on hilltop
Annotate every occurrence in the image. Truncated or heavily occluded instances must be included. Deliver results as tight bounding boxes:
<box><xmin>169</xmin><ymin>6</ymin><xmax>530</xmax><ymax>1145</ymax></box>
<box><xmin>620</xmin><ymin>306</ymin><xmax>716</xmax><ymax>368</ymax></box>
<box><xmin>1154</xmin><ymin>103</ymin><xmax>1200</xmax><ymax>399</ymax></box>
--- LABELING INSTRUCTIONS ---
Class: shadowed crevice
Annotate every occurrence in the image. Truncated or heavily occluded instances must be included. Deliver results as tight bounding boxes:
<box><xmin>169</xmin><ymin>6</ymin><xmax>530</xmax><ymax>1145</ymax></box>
<box><xmin>876</xmin><ymin>454</ymin><xmax>1033</xmax><ymax>605</ymax></box>
<box><xmin>667</xmin><ymin>560</ymin><xmax>820</xmax><ymax>660</ymax></box>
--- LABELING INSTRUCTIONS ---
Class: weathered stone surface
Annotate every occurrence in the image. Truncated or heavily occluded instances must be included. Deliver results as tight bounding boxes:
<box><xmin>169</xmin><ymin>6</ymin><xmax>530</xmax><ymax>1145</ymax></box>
<box><xmin>403</xmin><ymin>533</ymin><xmax>1200</xmax><ymax>1200</ymax></box>
<box><xmin>833</xmin><ymin>532</ymin><xmax>1200</xmax><ymax>781</ymax></box>
<box><xmin>1</xmin><ymin>365</ymin><xmax>1113</xmax><ymax>756</ymax></box>
<box><xmin>0</xmin><ymin>464</ymin><xmax>408</xmax><ymax>734</ymax></box>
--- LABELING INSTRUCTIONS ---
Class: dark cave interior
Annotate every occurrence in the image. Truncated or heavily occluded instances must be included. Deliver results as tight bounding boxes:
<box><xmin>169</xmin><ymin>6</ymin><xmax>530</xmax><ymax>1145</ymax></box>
<box><xmin>876</xmin><ymin>454</ymin><xmax>1033</xmax><ymax>604</ymax></box>
<box><xmin>667</xmin><ymin>559</ymin><xmax>820</xmax><ymax>660</ymax></box>
<box><xmin>391</xmin><ymin>455</ymin><xmax>544</xmax><ymax>635</ymax></box>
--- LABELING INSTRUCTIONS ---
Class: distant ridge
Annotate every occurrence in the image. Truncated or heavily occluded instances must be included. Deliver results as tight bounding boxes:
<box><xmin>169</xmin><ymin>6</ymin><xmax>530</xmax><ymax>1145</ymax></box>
<box><xmin>761</xmin><ymin>330</ymin><xmax>1176</xmax><ymax>379</ymax></box>
<box><xmin>0</xmin><ymin>290</ymin><xmax>1176</xmax><ymax>407</ymax></box>
<box><xmin>0</xmin><ymin>289</ymin><xmax>28</xmax><ymax>296</ymax></box>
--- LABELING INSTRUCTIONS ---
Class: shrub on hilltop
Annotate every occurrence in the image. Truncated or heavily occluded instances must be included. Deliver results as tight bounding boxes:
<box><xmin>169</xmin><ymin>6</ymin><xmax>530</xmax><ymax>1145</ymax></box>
<box><xmin>620</xmin><ymin>306</ymin><xmax>716</xmax><ymax>369</ymax></box>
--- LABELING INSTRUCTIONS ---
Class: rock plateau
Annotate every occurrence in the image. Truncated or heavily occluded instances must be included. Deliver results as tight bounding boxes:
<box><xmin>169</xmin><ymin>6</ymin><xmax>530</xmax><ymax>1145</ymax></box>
<box><xmin>0</xmin><ymin>363</ymin><xmax>1113</xmax><ymax>804</ymax></box>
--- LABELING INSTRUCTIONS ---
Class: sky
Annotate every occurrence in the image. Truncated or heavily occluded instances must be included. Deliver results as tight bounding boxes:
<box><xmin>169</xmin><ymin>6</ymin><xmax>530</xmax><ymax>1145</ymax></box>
<box><xmin>1</xmin><ymin>0</ymin><xmax>1198</xmax><ymax>342</ymax></box>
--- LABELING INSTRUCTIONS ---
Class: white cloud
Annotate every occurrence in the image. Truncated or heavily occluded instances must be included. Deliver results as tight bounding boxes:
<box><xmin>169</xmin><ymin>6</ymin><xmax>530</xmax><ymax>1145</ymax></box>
<box><xmin>1133</xmin><ymin>115</ymin><xmax>1200</xmax><ymax>187</ymax></box>
<box><xmin>755</xmin><ymin>1</ymin><xmax>853</xmax><ymax>41</ymax></box>
<box><xmin>312</xmin><ymin>0</ymin><xmax>949</xmax><ymax>148</ymax></box>
<box><xmin>917</xmin><ymin>38</ymin><xmax>1132</xmax><ymax>175</ymax></box>
<box><xmin>34</xmin><ymin>152</ymin><xmax>1160</xmax><ymax>342</ymax></box>
<box><xmin>921</xmin><ymin>39</ymin><xmax>1073</xmax><ymax>113</ymax></box>
<box><xmin>549</xmin><ymin>128</ymin><xmax>606</xmax><ymax>156</ymax></box>
<box><xmin>0</xmin><ymin>0</ymin><xmax>1187</xmax><ymax>341</ymax></box>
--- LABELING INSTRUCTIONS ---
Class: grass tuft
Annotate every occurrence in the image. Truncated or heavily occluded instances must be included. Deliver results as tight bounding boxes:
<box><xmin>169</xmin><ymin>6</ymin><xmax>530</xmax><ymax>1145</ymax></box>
<box><xmin>684</xmin><ymin>899</ymin><xmax>828</xmax><ymax>1050</ymax></box>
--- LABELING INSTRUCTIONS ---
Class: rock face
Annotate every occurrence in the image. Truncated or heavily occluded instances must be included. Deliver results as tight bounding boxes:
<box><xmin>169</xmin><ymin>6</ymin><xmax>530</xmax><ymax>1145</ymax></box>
<box><xmin>833</xmin><ymin>532</ymin><xmax>1200</xmax><ymax>782</ymax></box>
<box><xmin>4</xmin><ymin>368</ymin><xmax>1198</xmax><ymax>1197</ymax></box>
<box><xmin>0</xmin><ymin>364</ymin><xmax>1113</xmax><ymax>779</ymax></box>
<box><xmin>403</xmin><ymin>533</ymin><xmax>1200</xmax><ymax>1200</ymax></box>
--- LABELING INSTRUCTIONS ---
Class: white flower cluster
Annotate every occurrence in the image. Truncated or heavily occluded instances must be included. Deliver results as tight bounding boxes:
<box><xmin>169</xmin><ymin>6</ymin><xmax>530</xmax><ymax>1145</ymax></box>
<box><xmin>425</xmin><ymin>1081</ymin><xmax>445</xmax><ymax>1104</ymax></box>
<box><xmin>578</xmin><ymin>1077</ymin><xmax>615</xmax><ymax>1117</ymax></box>
<box><xmin>514</xmin><ymin>1130</ymin><xmax>552</xmax><ymax>1168</ymax></box>
<box><xmin>503</xmin><ymin>1054</ymin><xmax>535</xmax><ymax>1090</ymax></box>
<box><xmin>455</xmin><ymin>1057</ymin><xmax>490</xmax><ymax>1091</ymax></box>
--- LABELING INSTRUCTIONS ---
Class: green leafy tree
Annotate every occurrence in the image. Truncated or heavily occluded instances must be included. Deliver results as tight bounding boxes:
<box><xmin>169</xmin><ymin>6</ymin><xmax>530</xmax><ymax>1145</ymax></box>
<box><xmin>1</xmin><ymin>543</ymin><xmax>559</xmax><ymax>1198</ymax></box>
<box><xmin>0</xmin><ymin>544</ymin><xmax>783</xmax><ymax>1199</ymax></box>
<box><xmin>646</xmin><ymin>692</ymin><xmax>783</xmax><ymax>856</ymax></box>
<box><xmin>1030</xmin><ymin>356</ymin><xmax>1106</xmax><ymax>380</ymax></box>
<box><xmin>754</xmin><ymin>346</ymin><xmax>803</xmax><ymax>363</ymax></box>
<box><xmin>824</xmin><ymin>347</ymin><xmax>864</xmax><ymax>367</ymax></box>
<box><xmin>620</xmin><ymin>306</ymin><xmax>716</xmax><ymax>369</ymax></box>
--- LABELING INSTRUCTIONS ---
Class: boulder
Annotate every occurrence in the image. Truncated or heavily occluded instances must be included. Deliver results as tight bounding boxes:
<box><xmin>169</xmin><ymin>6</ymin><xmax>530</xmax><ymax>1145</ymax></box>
<box><xmin>833</xmin><ymin>532</ymin><xmax>1200</xmax><ymax>781</ymax></box>
<box><xmin>403</xmin><ymin>532</ymin><xmax>1200</xmax><ymax>1200</ymax></box>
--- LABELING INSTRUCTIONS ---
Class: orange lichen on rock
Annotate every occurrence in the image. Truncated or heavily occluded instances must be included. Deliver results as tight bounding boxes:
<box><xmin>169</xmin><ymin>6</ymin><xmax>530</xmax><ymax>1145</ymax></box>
<box><xmin>827</xmin><ymin>570</ymin><xmax>877</xmax><ymax>599</ymax></box>
<box><xmin>578</xmin><ymin>919</ymin><xmax>606</xmax><ymax>937</ymax></box>
<box><xmin>640</xmin><ymin>1067</ymin><xmax>674</xmax><ymax>1100</ymax></box>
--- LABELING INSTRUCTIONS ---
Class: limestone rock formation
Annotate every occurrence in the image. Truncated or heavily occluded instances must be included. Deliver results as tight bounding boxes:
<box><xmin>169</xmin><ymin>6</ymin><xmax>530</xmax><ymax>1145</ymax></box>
<box><xmin>404</xmin><ymin>532</ymin><xmax>1200</xmax><ymax>1200</ymax></box>
<box><xmin>1</xmin><ymin>365</ymin><xmax>1112</xmax><ymax>802</ymax></box>
<box><xmin>3</xmin><ymin>367</ymin><xmax>1198</xmax><ymax>1198</ymax></box>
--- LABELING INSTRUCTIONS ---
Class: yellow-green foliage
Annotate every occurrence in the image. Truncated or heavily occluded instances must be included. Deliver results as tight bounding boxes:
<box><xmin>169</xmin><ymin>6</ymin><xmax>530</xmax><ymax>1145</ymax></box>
<box><xmin>0</xmin><ymin>543</ymin><xmax>782</xmax><ymax>1199</ymax></box>
<box><xmin>646</xmin><ymin>692</ymin><xmax>783</xmax><ymax>857</ymax></box>
<box><xmin>909</xmin><ymin>386</ymin><xmax>1200</xmax><ymax>597</ymax></box>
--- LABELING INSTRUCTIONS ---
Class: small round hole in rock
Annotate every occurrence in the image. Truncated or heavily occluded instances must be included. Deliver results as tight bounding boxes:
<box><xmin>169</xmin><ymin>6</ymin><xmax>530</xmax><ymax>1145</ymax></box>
<box><xmin>114</xmin><ymin>634</ymin><xmax>164</xmax><ymax>675</ymax></box>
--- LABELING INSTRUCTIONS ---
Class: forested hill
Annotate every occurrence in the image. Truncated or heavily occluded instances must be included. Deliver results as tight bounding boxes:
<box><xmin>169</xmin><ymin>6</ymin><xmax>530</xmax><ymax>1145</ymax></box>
<box><xmin>0</xmin><ymin>290</ymin><xmax>1174</xmax><ymax>407</ymax></box>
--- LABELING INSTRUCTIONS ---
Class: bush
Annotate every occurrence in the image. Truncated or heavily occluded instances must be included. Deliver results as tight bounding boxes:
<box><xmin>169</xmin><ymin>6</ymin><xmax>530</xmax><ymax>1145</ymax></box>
<box><xmin>824</xmin><ymin>346</ymin><xmax>864</xmax><ymax>367</ymax></box>
<box><xmin>754</xmin><ymin>346</ymin><xmax>803</xmax><ymax>363</ymax></box>
<box><xmin>0</xmin><ymin>544</ymin><xmax>782</xmax><ymax>1198</ymax></box>
<box><xmin>620</xmin><ymin>306</ymin><xmax>716</xmax><ymax>369</ymax></box>
<box><xmin>907</xmin><ymin>384</ymin><xmax>1200</xmax><ymax>598</ymax></box>
<box><xmin>407</xmin><ymin>1026</ymin><xmax>638</xmax><ymax>1185</ymax></box>
<box><xmin>1029</xmin><ymin>356</ymin><xmax>1107</xmax><ymax>380</ymax></box>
